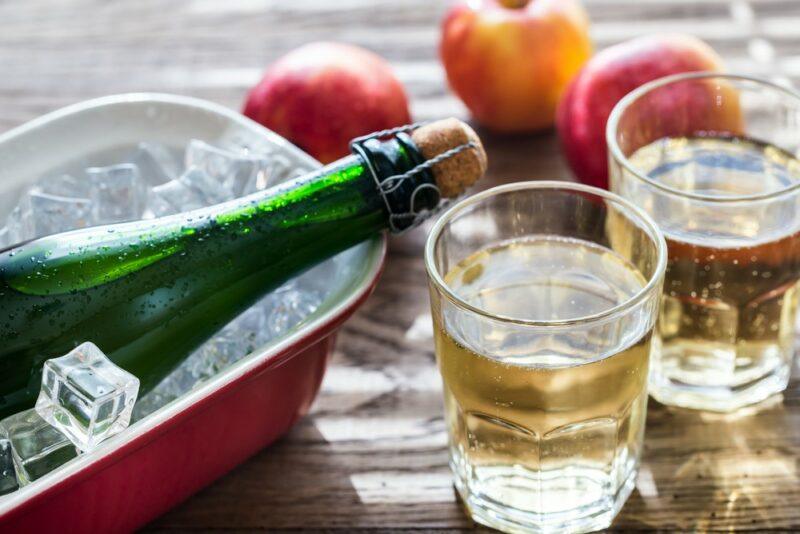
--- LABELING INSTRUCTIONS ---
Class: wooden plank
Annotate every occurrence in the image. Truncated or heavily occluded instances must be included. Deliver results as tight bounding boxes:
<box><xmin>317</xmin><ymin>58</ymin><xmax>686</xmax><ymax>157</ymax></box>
<box><xmin>0</xmin><ymin>0</ymin><xmax>799</xmax><ymax>531</ymax></box>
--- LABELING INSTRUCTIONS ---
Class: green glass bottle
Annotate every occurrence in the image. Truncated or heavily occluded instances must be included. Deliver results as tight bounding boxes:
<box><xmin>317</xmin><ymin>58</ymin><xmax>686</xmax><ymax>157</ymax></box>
<box><xmin>0</xmin><ymin>119</ymin><xmax>485</xmax><ymax>419</ymax></box>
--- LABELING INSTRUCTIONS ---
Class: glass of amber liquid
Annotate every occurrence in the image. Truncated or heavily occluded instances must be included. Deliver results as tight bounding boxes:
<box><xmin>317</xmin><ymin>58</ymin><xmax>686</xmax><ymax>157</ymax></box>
<box><xmin>608</xmin><ymin>73</ymin><xmax>800</xmax><ymax>412</ymax></box>
<box><xmin>425</xmin><ymin>182</ymin><xmax>666</xmax><ymax>534</ymax></box>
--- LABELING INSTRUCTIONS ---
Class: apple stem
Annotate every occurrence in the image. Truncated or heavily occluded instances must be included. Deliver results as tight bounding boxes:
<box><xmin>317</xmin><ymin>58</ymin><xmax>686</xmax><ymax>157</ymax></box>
<box><xmin>498</xmin><ymin>0</ymin><xmax>530</xmax><ymax>8</ymax></box>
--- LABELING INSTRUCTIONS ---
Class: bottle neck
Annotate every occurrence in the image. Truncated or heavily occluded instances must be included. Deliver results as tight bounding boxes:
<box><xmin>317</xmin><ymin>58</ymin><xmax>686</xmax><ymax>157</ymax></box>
<box><xmin>351</xmin><ymin>132</ymin><xmax>439</xmax><ymax>232</ymax></box>
<box><xmin>201</xmin><ymin>131</ymin><xmax>437</xmax><ymax>247</ymax></box>
<box><xmin>198</xmin><ymin>131</ymin><xmax>436</xmax><ymax>237</ymax></box>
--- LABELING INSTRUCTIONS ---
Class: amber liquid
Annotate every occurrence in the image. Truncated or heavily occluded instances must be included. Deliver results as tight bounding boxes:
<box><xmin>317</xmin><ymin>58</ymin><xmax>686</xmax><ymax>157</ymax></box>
<box><xmin>434</xmin><ymin>236</ymin><xmax>651</xmax><ymax>522</ymax></box>
<box><xmin>660</xmin><ymin>232</ymin><xmax>800</xmax><ymax>387</ymax></box>
<box><xmin>627</xmin><ymin>136</ymin><xmax>800</xmax><ymax>408</ymax></box>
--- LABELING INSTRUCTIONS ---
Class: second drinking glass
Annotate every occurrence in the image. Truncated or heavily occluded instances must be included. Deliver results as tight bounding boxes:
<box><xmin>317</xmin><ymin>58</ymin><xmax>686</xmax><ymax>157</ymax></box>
<box><xmin>608</xmin><ymin>72</ymin><xmax>800</xmax><ymax>412</ymax></box>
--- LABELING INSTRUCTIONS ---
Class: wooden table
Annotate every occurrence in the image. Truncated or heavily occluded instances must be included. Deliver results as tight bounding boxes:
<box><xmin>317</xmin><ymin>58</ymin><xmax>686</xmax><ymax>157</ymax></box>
<box><xmin>4</xmin><ymin>1</ymin><xmax>800</xmax><ymax>531</ymax></box>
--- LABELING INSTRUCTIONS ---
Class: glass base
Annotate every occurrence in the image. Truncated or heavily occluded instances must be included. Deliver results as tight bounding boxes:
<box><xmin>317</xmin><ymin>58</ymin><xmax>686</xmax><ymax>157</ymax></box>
<box><xmin>454</xmin><ymin>463</ymin><xmax>635</xmax><ymax>534</ymax></box>
<box><xmin>650</xmin><ymin>344</ymin><xmax>791</xmax><ymax>412</ymax></box>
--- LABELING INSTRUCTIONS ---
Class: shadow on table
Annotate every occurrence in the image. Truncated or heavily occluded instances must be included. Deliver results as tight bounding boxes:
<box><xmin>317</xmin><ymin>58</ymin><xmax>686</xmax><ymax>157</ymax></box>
<box><xmin>614</xmin><ymin>391</ymin><xmax>799</xmax><ymax>531</ymax></box>
<box><xmin>147</xmin><ymin>389</ymin><xmax>475</xmax><ymax>531</ymax></box>
<box><xmin>143</xmin><ymin>421</ymin><xmax>368</xmax><ymax>530</ymax></box>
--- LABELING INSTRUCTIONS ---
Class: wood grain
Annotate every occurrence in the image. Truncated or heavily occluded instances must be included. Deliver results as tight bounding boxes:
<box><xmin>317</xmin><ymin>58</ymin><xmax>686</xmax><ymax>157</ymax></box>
<box><xmin>2</xmin><ymin>0</ymin><xmax>800</xmax><ymax>531</ymax></box>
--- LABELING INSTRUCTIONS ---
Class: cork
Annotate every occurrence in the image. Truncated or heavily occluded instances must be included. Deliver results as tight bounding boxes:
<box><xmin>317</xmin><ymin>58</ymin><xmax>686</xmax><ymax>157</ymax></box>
<box><xmin>411</xmin><ymin>118</ymin><xmax>487</xmax><ymax>198</ymax></box>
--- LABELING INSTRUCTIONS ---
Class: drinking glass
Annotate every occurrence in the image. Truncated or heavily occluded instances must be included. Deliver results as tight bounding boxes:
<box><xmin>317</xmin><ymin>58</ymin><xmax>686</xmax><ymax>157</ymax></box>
<box><xmin>608</xmin><ymin>72</ymin><xmax>800</xmax><ymax>412</ymax></box>
<box><xmin>425</xmin><ymin>182</ymin><xmax>666</xmax><ymax>534</ymax></box>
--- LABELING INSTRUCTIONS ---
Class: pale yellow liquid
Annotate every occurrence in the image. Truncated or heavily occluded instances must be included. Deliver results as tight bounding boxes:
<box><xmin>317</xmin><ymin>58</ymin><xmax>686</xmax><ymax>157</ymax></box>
<box><xmin>628</xmin><ymin>136</ymin><xmax>800</xmax><ymax>409</ymax></box>
<box><xmin>435</xmin><ymin>236</ymin><xmax>650</xmax><ymax>528</ymax></box>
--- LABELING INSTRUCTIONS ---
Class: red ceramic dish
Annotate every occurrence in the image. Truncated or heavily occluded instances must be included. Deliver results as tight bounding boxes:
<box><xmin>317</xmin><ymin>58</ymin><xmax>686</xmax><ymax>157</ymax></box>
<box><xmin>0</xmin><ymin>94</ymin><xmax>387</xmax><ymax>532</ymax></box>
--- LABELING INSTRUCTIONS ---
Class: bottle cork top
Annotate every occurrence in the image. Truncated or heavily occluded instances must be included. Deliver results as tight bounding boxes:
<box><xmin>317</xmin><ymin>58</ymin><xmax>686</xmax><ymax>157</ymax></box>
<box><xmin>411</xmin><ymin>118</ymin><xmax>488</xmax><ymax>198</ymax></box>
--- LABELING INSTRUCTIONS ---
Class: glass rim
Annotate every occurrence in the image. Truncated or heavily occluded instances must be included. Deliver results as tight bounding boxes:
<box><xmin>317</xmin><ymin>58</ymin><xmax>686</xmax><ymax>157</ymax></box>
<box><xmin>606</xmin><ymin>71</ymin><xmax>800</xmax><ymax>203</ymax></box>
<box><xmin>424</xmin><ymin>181</ymin><xmax>668</xmax><ymax>328</ymax></box>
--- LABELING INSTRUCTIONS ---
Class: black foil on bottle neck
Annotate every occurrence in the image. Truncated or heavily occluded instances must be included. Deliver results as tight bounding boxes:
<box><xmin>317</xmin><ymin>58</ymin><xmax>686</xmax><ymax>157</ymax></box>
<box><xmin>357</xmin><ymin>132</ymin><xmax>439</xmax><ymax>232</ymax></box>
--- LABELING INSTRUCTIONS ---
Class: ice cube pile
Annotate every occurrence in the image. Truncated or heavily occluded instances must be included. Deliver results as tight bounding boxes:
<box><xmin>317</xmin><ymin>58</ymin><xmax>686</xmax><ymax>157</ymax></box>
<box><xmin>0</xmin><ymin>139</ymin><xmax>299</xmax><ymax>247</ymax></box>
<box><xmin>0</xmin><ymin>137</ymin><xmax>351</xmax><ymax>495</ymax></box>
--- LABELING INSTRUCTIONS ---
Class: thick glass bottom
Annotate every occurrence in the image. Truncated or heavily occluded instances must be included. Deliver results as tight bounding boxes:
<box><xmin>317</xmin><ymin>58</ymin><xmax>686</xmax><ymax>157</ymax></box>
<box><xmin>650</xmin><ymin>340</ymin><xmax>792</xmax><ymax>412</ymax></box>
<box><xmin>453</xmin><ymin>461</ymin><xmax>636</xmax><ymax>534</ymax></box>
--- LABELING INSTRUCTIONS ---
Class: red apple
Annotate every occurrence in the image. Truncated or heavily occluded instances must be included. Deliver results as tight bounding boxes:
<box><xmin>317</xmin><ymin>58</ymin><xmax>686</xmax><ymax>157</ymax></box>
<box><xmin>556</xmin><ymin>34</ymin><xmax>725</xmax><ymax>189</ymax></box>
<box><xmin>243</xmin><ymin>42</ymin><xmax>411</xmax><ymax>163</ymax></box>
<box><xmin>440</xmin><ymin>0</ymin><xmax>592</xmax><ymax>133</ymax></box>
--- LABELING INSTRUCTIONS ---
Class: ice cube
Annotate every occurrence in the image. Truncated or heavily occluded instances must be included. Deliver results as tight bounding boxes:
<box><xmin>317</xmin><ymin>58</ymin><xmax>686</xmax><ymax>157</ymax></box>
<box><xmin>131</xmin><ymin>142</ymin><xmax>181</xmax><ymax>186</ymax></box>
<box><xmin>198</xmin><ymin>311</ymin><xmax>263</xmax><ymax>376</ymax></box>
<box><xmin>132</xmin><ymin>357</ymin><xmax>198</xmax><ymax>422</ymax></box>
<box><xmin>35</xmin><ymin>342</ymin><xmax>139</xmax><ymax>452</ymax></box>
<box><xmin>146</xmin><ymin>179</ymin><xmax>205</xmax><ymax>217</ymax></box>
<box><xmin>193</xmin><ymin>337</ymin><xmax>240</xmax><ymax>380</ymax></box>
<box><xmin>131</xmin><ymin>391</ymin><xmax>173</xmax><ymax>422</ymax></box>
<box><xmin>0</xmin><ymin>409</ymin><xmax>77</xmax><ymax>485</ymax></box>
<box><xmin>242</xmin><ymin>153</ymin><xmax>297</xmax><ymax>195</ymax></box>
<box><xmin>234</xmin><ymin>305</ymin><xmax>268</xmax><ymax>343</ymax></box>
<box><xmin>185</xmin><ymin>140</ymin><xmax>268</xmax><ymax>197</ymax></box>
<box><xmin>260</xmin><ymin>283</ymin><xmax>324</xmax><ymax>338</ymax></box>
<box><xmin>5</xmin><ymin>204</ymin><xmax>33</xmax><ymax>244</ymax></box>
<box><xmin>87</xmin><ymin>164</ymin><xmax>145</xmax><ymax>223</ymax></box>
<box><xmin>37</xmin><ymin>173</ymin><xmax>90</xmax><ymax>199</ymax></box>
<box><xmin>139</xmin><ymin>364</ymin><xmax>201</xmax><ymax>414</ymax></box>
<box><xmin>28</xmin><ymin>189</ymin><xmax>93</xmax><ymax>237</ymax></box>
<box><xmin>179</xmin><ymin>167</ymin><xmax>235</xmax><ymax>205</ymax></box>
<box><xmin>179</xmin><ymin>308</ymin><xmax>263</xmax><ymax>387</ymax></box>
<box><xmin>0</xmin><ymin>439</ymin><xmax>18</xmax><ymax>496</ymax></box>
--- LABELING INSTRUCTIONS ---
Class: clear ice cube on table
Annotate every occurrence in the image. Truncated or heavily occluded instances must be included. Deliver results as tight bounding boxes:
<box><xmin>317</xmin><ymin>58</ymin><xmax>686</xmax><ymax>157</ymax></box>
<box><xmin>35</xmin><ymin>342</ymin><xmax>140</xmax><ymax>452</ymax></box>
<box><xmin>0</xmin><ymin>439</ymin><xmax>18</xmax><ymax>496</ymax></box>
<box><xmin>27</xmin><ymin>188</ymin><xmax>93</xmax><ymax>238</ymax></box>
<box><xmin>131</xmin><ymin>142</ymin><xmax>181</xmax><ymax>186</ymax></box>
<box><xmin>0</xmin><ymin>409</ymin><xmax>77</xmax><ymax>485</ymax></box>
<box><xmin>87</xmin><ymin>163</ymin><xmax>145</xmax><ymax>223</ymax></box>
<box><xmin>185</xmin><ymin>139</ymin><xmax>269</xmax><ymax>197</ymax></box>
